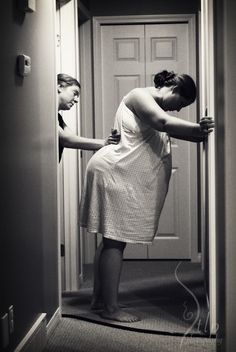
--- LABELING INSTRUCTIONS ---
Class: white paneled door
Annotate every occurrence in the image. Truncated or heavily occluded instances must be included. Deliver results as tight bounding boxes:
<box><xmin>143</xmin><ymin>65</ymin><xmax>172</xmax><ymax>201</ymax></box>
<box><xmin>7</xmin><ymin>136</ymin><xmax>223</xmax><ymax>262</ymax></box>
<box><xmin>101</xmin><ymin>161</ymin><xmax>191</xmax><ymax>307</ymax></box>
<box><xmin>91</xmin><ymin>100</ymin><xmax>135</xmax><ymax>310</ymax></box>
<box><xmin>94</xmin><ymin>19</ymin><xmax>198</xmax><ymax>259</ymax></box>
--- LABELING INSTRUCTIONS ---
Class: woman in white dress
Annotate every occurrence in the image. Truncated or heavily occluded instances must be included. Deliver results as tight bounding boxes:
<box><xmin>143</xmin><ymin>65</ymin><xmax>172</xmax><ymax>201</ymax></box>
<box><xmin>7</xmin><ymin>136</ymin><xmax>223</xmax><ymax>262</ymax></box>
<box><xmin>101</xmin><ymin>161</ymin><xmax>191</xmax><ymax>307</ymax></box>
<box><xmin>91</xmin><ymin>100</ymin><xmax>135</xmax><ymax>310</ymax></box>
<box><xmin>80</xmin><ymin>70</ymin><xmax>214</xmax><ymax>322</ymax></box>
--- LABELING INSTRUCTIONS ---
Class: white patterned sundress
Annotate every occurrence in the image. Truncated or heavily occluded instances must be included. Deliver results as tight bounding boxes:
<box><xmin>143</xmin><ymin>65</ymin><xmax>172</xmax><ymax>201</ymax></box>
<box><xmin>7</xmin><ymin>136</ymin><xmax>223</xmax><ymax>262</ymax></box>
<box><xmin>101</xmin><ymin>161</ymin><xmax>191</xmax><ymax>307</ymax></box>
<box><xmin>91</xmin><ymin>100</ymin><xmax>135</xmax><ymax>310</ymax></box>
<box><xmin>79</xmin><ymin>98</ymin><xmax>172</xmax><ymax>244</ymax></box>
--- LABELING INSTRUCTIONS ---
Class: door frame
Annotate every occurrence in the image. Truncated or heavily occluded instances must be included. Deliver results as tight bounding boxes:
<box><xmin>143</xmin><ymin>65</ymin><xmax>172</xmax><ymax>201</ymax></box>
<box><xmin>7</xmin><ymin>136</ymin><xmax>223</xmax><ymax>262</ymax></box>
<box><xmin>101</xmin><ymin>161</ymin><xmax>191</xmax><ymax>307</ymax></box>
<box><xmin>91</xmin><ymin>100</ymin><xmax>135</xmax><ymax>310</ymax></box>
<box><xmin>79</xmin><ymin>10</ymin><xmax>216</xmax><ymax>335</ymax></box>
<box><xmin>199</xmin><ymin>0</ymin><xmax>216</xmax><ymax>335</ymax></box>
<box><xmin>56</xmin><ymin>0</ymin><xmax>82</xmax><ymax>292</ymax></box>
<box><xmin>92</xmin><ymin>14</ymin><xmax>199</xmax><ymax>261</ymax></box>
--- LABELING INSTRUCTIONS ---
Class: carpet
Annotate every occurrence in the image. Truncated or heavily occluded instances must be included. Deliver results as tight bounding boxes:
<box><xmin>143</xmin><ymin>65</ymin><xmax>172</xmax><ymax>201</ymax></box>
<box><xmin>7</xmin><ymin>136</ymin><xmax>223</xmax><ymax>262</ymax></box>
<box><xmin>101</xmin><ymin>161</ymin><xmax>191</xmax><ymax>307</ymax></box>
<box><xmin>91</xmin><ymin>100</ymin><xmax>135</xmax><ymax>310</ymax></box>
<box><xmin>44</xmin><ymin>317</ymin><xmax>216</xmax><ymax>352</ymax></box>
<box><xmin>62</xmin><ymin>261</ymin><xmax>210</xmax><ymax>337</ymax></box>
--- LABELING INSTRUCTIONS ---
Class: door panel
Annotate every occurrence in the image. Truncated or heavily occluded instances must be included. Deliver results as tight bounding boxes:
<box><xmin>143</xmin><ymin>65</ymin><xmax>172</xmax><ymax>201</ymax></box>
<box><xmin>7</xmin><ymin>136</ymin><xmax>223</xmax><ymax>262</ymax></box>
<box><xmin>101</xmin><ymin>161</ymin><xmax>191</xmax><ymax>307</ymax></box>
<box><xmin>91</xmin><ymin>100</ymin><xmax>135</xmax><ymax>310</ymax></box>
<box><xmin>101</xmin><ymin>24</ymin><xmax>147</xmax><ymax>257</ymax></box>
<box><xmin>145</xmin><ymin>23</ymin><xmax>188</xmax><ymax>84</ymax></box>
<box><xmin>148</xmin><ymin>137</ymin><xmax>193</xmax><ymax>259</ymax></box>
<box><xmin>101</xmin><ymin>25</ymin><xmax>145</xmax><ymax>137</ymax></box>
<box><xmin>99</xmin><ymin>21</ymin><xmax>197</xmax><ymax>259</ymax></box>
<box><xmin>146</xmin><ymin>23</ymin><xmax>194</xmax><ymax>258</ymax></box>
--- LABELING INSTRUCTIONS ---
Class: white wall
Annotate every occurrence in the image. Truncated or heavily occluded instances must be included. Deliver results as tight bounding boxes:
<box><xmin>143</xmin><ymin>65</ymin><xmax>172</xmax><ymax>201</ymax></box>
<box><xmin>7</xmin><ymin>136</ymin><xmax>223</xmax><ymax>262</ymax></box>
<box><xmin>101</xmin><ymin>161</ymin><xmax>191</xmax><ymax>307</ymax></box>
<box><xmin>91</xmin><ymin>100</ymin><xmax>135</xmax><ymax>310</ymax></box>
<box><xmin>0</xmin><ymin>0</ymin><xmax>58</xmax><ymax>349</ymax></box>
<box><xmin>215</xmin><ymin>0</ymin><xmax>236</xmax><ymax>350</ymax></box>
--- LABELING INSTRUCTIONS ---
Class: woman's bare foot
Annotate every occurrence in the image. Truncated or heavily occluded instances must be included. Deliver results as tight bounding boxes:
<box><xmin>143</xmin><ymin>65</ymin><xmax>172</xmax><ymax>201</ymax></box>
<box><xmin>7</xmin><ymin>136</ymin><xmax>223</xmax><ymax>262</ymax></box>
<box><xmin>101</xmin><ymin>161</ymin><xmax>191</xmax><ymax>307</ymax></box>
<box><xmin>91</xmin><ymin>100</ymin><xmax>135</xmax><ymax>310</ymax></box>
<box><xmin>91</xmin><ymin>296</ymin><xmax>104</xmax><ymax>310</ymax></box>
<box><xmin>100</xmin><ymin>308</ymin><xmax>140</xmax><ymax>323</ymax></box>
<box><xmin>91</xmin><ymin>299</ymin><xmax>104</xmax><ymax>311</ymax></box>
<box><xmin>91</xmin><ymin>297</ymin><xmax>127</xmax><ymax>311</ymax></box>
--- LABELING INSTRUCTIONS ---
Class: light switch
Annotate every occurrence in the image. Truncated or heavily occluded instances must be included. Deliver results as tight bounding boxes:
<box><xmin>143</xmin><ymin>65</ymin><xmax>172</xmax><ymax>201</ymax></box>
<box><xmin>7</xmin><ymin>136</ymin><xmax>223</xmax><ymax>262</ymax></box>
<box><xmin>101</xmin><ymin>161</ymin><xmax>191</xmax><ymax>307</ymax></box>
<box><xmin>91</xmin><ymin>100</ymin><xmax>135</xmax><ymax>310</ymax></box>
<box><xmin>17</xmin><ymin>54</ymin><xmax>31</xmax><ymax>77</ymax></box>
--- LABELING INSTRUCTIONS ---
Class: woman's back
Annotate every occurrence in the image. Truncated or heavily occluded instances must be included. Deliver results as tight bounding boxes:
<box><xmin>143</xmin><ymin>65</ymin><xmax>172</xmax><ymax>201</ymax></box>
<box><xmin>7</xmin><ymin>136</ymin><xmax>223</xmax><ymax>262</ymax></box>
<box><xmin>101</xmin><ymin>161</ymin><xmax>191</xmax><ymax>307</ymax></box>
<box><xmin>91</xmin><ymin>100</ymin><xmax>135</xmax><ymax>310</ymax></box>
<box><xmin>79</xmin><ymin>96</ymin><xmax>172</xmax><ymax>243</ymax></box>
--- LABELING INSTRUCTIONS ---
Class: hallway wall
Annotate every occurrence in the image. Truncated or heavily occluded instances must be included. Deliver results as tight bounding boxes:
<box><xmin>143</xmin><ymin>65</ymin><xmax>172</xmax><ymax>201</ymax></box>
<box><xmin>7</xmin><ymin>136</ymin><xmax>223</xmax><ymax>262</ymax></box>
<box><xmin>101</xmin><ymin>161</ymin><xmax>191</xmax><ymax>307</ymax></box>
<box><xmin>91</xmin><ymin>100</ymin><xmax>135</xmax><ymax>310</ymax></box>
<box><xmin>0</xmin><ymin>1</ymin><xmax>58</xmax><ymax>350</ymax></box>
<box><xmin>215</xmin><ymin>1</ymin><xmax>236</xmax><ymax>351</ymax></box>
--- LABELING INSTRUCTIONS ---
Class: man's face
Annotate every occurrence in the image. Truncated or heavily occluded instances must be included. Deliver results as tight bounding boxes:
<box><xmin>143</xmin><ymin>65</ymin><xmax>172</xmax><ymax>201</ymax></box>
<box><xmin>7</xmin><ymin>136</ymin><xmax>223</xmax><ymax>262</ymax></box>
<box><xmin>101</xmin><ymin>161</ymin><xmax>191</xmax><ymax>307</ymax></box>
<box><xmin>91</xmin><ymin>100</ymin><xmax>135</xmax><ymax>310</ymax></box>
<box><xmin>58</xmin><ymin>84</ymin><xmax>80</xmax><ymax>110</ymax></box>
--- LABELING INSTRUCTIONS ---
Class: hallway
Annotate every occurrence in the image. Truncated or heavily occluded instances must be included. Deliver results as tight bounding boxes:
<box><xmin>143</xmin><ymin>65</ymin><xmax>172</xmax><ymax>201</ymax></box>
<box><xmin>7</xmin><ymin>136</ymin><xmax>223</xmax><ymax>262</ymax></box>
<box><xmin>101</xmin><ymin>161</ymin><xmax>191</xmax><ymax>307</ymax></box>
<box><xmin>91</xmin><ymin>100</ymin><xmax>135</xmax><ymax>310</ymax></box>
<box><xmin>1</xmin><ymin>0</ymin><xmax>236</xmax><ymax>351</ymax></box>
<box><xmin>62</xmin><ymin>261</ymin><xmax>210</xmax><ymax>335</ymax></box>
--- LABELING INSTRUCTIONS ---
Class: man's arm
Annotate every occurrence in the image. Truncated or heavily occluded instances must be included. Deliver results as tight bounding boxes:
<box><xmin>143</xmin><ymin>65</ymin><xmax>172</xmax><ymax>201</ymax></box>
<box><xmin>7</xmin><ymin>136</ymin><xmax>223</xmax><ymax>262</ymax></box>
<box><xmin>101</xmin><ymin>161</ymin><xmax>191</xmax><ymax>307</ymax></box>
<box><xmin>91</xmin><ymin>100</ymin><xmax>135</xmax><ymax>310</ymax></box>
<box><xmin>59</xmin><ymin>126</ymin><xmax>105</xmax><ymax>150</ymax></box>
<box><xmin>59</xmin><ymin>124</ymin><xmax>105</xmax><ymax>150</ymax></box>
<box><xmin>59</xmin><ymin>121</ymin><xmax>120</xmax><ymax>151</ymax></box>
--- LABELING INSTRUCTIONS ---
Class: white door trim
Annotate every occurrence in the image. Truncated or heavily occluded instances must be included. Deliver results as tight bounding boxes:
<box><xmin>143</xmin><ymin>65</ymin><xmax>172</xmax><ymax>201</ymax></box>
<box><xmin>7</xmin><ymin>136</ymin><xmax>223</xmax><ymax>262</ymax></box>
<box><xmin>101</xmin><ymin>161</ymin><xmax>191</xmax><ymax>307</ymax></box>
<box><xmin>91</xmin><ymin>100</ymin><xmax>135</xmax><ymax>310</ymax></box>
<box><xmin>56</xmin><ymin>0</ymin><xmax>81</xmax><ymax>292</ymax></box>
<box><xmin>92</xmin><ymin>14</ymin><xmax>198</xmax><ymax>261</ymax></box>
<box><xmin>199</xmin><ymin>0</ymin><xmax>216</xmax><ymax>335</ymax></box>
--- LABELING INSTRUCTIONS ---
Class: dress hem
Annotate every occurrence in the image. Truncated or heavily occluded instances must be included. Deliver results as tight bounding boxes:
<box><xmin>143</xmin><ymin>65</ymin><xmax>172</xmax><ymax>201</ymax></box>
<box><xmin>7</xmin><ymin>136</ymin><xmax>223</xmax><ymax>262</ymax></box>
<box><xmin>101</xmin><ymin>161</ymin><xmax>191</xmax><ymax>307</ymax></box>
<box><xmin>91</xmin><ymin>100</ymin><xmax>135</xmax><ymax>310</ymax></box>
<box><xmin>80</xmin><ymin>224</ymin><xmax>153</xmax><ymax>245</ymax></box>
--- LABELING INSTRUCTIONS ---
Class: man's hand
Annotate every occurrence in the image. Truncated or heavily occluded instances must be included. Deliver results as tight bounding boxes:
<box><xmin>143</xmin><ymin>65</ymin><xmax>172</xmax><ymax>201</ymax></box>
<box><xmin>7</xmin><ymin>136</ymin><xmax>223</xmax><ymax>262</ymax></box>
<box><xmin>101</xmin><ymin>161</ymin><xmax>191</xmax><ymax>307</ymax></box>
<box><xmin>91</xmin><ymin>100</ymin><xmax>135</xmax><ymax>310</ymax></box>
<box><xmin>105</xmin><ymin>128</ymin><xmax>121</xmax><ymax>145</ymax></box>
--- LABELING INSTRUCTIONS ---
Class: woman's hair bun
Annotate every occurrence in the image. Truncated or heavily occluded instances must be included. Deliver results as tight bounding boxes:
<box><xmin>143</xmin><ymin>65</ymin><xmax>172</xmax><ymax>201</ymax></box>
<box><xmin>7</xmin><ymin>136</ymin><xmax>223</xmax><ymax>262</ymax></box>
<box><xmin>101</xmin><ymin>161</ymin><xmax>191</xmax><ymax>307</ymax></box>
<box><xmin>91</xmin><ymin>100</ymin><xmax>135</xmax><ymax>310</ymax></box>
<box><xmin>153</xmin><ymin>70</ymin><xmax>176</xmax><ymax>88</ymax></box>
<box><xmin>153</xmin><ymin>70</ymin><xmax>196</xmax><ymax>103</ymax></box>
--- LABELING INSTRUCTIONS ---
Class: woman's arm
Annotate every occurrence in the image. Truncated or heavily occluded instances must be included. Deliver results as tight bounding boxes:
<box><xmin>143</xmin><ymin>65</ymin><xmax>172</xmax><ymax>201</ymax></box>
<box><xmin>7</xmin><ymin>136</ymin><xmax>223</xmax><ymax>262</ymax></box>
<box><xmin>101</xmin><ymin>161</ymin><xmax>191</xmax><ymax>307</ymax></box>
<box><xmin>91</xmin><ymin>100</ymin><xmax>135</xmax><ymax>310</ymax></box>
<box><xmin>126</xmin><ymin>89</ymin><xmax>214</xmax><ymax>140</ymax></box>
<box><xmin>169</xmin><ymin>134</ymin><xmax>205</xmax><ymax>143</ymax></box>
<box><xmin>169</xmin><ymin>117</ymin><xmax>214</xmax><ymax>142</ymax></box>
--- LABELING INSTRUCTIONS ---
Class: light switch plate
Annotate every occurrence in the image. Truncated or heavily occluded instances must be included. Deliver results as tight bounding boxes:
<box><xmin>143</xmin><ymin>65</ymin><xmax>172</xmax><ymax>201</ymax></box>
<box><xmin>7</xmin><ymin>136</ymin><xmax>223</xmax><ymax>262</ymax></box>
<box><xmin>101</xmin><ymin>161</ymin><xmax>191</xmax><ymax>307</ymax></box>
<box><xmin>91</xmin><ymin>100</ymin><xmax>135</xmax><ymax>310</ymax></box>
<box><xmin>17</xmin><ymin>54</ymin><xmax>31</xmax><ymax>77</ymax></box>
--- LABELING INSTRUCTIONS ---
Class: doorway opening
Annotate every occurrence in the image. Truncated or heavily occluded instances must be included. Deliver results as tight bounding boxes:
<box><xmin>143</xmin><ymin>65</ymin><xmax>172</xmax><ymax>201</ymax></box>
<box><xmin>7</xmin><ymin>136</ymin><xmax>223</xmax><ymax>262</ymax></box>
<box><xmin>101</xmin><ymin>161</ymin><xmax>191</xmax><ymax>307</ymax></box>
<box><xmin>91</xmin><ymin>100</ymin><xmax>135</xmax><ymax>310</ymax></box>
<box><xmin>57</xmin><ymin>0</ymin><xmax>216</xmax><ymax>337</ymax></box>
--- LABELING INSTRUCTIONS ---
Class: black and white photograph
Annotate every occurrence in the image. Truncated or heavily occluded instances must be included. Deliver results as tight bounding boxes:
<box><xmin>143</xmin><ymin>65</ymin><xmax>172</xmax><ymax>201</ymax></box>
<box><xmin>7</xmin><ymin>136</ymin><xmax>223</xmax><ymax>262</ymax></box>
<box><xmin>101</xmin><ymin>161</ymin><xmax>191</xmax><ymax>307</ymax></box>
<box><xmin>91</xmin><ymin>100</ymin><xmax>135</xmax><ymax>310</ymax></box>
<box><xmin>1</xmin><ymin>0</ymin><xmax>235</xmax><ymax>351</ymax></box>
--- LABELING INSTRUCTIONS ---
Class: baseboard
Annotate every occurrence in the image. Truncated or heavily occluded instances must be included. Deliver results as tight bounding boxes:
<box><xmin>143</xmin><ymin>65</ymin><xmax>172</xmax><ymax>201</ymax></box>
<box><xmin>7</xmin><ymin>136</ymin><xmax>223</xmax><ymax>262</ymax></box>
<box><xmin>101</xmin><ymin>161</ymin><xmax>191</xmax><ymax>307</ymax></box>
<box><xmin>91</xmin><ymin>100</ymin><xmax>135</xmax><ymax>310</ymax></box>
<box><xmin>46</xmin><ymin>307</ymin><xmax>61</xmax><ymax>336</ymax></box>
<box><xmin>14</xmin><ymin>313</ymin><xmax>47</xmax><ymax>352</ymax></box>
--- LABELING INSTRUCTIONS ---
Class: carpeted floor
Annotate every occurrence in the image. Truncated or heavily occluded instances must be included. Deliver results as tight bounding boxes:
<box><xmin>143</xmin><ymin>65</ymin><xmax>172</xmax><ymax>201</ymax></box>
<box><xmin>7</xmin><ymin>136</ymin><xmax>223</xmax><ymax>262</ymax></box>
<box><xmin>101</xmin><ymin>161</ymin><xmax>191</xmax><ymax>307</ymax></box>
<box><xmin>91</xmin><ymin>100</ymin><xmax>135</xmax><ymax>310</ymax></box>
<box><xmin>43</xmin><ymin>317</ymin><xmax>217</xmax><ymax>352</ymax></box>
<box><xmin>62</xmin><ymin>260</ymin><xmax>211</xmax><ymax>337</ymax></box>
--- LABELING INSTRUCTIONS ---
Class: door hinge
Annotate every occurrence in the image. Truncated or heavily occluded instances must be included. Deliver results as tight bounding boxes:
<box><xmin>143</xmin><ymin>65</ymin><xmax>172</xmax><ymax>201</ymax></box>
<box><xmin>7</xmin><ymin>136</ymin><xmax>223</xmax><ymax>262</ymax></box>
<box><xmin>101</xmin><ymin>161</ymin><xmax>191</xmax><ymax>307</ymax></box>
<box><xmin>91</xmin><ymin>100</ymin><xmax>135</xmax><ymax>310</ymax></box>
<box><xmin>57</xmin><ymin>34</ymin><xmax>61</xmax><ymax>47</ymax></box>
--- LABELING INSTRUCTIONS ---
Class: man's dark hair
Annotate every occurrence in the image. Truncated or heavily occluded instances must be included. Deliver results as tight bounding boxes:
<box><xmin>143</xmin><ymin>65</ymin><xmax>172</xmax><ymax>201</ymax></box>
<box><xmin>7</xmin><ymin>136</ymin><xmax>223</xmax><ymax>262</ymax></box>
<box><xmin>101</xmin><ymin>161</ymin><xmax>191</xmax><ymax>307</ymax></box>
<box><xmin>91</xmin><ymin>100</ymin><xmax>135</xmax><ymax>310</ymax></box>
<box><xmin>57</xmin><ymin>73</ymin><xmax>81</xmax><ymax>89</ymax></box>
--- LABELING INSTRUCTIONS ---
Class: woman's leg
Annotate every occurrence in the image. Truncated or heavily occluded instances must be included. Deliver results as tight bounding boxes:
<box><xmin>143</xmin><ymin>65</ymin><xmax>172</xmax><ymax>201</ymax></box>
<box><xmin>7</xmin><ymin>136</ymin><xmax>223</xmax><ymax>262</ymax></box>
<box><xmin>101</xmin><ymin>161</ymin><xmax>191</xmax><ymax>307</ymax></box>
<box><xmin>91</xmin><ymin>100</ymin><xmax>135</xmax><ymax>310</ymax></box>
<box><xmin>91</xmin><ymin>241</ymin><xmax>103</xmax><ymax>309</ymax></box>
<box><xmin>99</xmin><ymin>237</ymin><xmax>140</xmax><ymax>322</ymax></box>
<box><xmin>91</xmin><ymin>239</ymin><xmax>127</xmax><ymax>310</ymax></box>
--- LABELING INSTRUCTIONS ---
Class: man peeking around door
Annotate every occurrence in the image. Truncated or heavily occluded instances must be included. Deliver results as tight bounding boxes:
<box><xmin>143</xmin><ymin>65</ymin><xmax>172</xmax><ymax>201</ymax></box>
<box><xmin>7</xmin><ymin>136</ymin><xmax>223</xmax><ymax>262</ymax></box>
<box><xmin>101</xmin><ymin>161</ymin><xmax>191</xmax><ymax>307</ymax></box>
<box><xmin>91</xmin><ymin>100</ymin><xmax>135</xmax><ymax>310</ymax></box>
<box><xmin>57</xmin><ymin>73</ymin><xmax>120</xmax><ymax>162</ymax></box>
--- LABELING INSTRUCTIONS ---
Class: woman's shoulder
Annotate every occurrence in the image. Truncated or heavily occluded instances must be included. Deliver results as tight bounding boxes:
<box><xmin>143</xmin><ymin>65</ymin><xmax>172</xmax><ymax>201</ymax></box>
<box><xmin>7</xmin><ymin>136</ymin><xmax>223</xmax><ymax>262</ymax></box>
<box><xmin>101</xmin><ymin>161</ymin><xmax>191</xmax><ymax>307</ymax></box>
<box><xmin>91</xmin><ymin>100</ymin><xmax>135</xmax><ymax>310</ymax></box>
<box><xmin>124</xmin><ymin>87</ymin><xmax>149</xmax><ymax>104</ymax></box>
<box><xmin>126</xmin><ymin>87</ymin><xmax>146</xmax><ymax>97</ymax></box>
<box><xmin>124</xmin><ymin>87</ymin><xmax>154</xmax><ymax>109</ymax></box>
